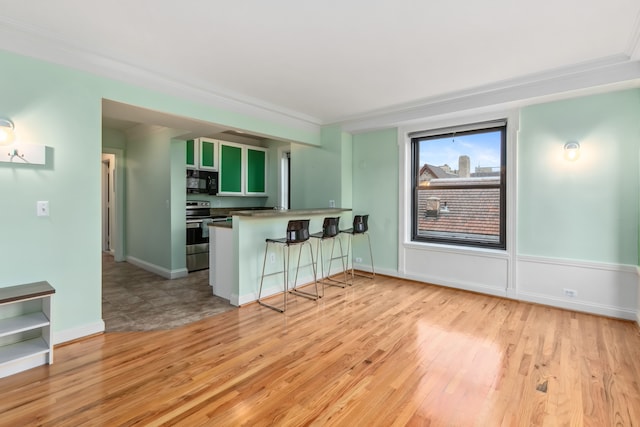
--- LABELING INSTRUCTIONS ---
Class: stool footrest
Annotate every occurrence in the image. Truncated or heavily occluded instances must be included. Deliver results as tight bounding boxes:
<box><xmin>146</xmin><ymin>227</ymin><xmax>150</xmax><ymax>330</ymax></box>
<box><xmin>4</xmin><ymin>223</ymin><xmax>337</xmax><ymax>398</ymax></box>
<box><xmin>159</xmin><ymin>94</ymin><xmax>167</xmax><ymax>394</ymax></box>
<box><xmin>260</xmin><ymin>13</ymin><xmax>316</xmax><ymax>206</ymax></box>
<box><xmin>351</xmin><ymin>270</ymin><xmax>375</xmax><ymax>280</ymax></box>
<box><xmin>319</xmin><ymin>275</ymin><xmax>349</xmax><ymax>288</ymax></box>
<box><xmin>290</xmin><ymin>288</ymin><xmax>320</xmax><ymax>300</ymax></box>
<box><xmin>258</xmin><ymin>300</ymin><xmax>285</xmax><ymax>313</ymax></box>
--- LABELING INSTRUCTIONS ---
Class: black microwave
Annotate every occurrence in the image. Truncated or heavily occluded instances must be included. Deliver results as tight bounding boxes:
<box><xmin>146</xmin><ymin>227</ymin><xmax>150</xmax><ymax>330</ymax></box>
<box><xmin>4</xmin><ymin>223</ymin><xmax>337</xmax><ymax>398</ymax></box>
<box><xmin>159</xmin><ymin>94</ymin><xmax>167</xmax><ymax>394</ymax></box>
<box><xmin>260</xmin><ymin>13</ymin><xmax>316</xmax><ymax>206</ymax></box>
<box><xmin>186</xmin><ymin>170</ymin><xmax>218</xmax><ymax>195</ymax></box>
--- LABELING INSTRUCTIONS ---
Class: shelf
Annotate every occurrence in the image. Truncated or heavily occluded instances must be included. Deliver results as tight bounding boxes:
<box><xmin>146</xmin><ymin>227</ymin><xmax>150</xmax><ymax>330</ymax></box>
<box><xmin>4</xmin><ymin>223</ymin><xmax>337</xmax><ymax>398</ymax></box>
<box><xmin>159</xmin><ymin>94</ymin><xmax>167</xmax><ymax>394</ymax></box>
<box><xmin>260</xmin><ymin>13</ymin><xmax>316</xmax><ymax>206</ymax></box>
<box><xmin>0</xmin><ymin>281</ymin><xmax>55</xmax><ymax>304</ymax></box>
<box><xmin>0</xmin><ymin>337</ymin><xmax>49</xmax><ymax>365</ymax></box>
<box><xmin>0</xmin><ymin>281</ymin><xmax>54</xmax><ymax>377</ymax></box>
<box><xmin>0</xmin><ymin>312</ymin><xmax>50</xmax><ymax>338</ymax></box>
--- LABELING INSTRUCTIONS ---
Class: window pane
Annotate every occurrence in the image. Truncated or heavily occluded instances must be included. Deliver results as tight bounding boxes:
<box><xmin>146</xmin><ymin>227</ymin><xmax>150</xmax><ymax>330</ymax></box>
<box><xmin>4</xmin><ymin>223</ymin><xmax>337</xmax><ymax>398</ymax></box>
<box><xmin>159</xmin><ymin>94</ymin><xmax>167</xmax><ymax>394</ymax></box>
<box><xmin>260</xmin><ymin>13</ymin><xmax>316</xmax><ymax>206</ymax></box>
<box><xmin>418</xmin><ymin>131</ymin><xmax>502</xmax><ymax>183</ymax></box>
<box><xmin>412</xmin><ymin>125</ymin><xmax>505</xmax><ymax>249</ymax></box>
<box><xmin>416</xmin><ymin>187</ymin><xmax>501</xmax><ymax>243</ymax></box>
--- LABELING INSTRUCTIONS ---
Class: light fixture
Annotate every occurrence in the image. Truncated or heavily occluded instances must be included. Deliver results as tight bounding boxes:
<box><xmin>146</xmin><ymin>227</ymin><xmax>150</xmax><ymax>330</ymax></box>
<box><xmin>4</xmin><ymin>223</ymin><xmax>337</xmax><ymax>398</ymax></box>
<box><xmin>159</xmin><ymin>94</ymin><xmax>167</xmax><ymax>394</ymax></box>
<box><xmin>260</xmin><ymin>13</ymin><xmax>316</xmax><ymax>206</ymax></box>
<box><xmin>564</xmin><ymin>141</ymin><xmax>580</xmax><ymax>161</ymax></box>
<box><xmin>0</xmin><ymin>118</ymin><xmax>16</xmax><ymax>146</ymax></box>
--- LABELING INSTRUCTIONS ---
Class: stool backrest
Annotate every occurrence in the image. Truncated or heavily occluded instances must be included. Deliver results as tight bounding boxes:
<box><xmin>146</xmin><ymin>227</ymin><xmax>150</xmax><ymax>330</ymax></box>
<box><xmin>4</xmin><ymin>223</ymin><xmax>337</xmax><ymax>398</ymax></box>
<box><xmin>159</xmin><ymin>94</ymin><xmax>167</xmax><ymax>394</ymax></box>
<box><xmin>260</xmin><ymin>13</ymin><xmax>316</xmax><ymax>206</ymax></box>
<box><xmin>286</xmin><ymin>219</ymin><xmax>310</xmax><ymax>243</ymax></box>
<box><xmin>322</xmin><ymin>217</ymin><xmax>340</xmax><ymax>238</ymax></box>
<box><xmin>353</xmin><ymin>215</ymin><xmax>369</xmax><ymax>233</ymax></box>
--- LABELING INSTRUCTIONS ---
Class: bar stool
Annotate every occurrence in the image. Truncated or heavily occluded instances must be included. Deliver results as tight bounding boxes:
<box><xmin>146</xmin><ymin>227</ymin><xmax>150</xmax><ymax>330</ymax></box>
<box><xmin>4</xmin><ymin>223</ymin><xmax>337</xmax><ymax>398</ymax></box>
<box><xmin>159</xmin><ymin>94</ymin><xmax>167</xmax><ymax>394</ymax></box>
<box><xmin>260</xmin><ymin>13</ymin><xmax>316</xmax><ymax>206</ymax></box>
<box><xmin>341</xmin><ymin>214</ymin><xmax>375</xmax><ymax>280</ymax></box>
<box><xmin>310</xmin><ymin>217</ymin><xmax>348</xmax><ymax>295</ymax></box>
<box><xmin>257</xmin><ymin>219</ymin><xmax>319</xmax><ymax>313</ymax></box>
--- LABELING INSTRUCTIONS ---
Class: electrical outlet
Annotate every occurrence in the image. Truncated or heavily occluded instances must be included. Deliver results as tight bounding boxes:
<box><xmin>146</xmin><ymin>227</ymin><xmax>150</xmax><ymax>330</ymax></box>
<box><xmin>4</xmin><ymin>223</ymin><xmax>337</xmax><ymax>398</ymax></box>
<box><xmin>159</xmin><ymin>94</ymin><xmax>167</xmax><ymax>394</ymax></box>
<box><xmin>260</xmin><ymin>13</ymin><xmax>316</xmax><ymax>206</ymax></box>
<box><xmin>37</xmin><ymin>201</ymin><xmax>49</xmax><ymax>217</ymax></box>
<box><xmin>355</xmin><ymin>257</ymin><xmax>363</xmax><ymax>263</ymax></box>
<box><xmin>563</xmin><ymin>288</ymin><xmax>577</xmax><ymax>298</ymax></box>
<box><xmin>329</xmin><ymin>200</ymin><xmax>335</xmax><ymax>208</ymax></box>
<box><xmin>269</xmin><ymin>253</ymin><xmax>276</xmax><ymax>263</ymax></box>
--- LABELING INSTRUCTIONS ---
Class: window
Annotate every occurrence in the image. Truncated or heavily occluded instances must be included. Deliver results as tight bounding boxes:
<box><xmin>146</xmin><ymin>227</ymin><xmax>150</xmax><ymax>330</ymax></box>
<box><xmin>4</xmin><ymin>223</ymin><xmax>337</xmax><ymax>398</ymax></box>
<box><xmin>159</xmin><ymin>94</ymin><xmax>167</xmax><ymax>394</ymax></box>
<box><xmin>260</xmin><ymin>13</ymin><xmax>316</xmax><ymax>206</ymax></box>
<box><xmin>411</xmin><ymin>120</ymin><xmax>506</xmax><ymax>249</ymax></box>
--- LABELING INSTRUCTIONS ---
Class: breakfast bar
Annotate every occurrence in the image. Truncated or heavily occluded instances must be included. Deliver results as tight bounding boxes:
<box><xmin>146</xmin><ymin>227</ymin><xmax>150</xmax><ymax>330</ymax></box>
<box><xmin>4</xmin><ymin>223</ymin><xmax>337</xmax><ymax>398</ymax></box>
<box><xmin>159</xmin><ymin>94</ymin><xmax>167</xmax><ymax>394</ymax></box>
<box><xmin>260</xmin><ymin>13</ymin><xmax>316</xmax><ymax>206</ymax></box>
<box><xmin>209</xmin><ymin>208</ymin><xmax>352</xmax><ymax>306</ymax></box>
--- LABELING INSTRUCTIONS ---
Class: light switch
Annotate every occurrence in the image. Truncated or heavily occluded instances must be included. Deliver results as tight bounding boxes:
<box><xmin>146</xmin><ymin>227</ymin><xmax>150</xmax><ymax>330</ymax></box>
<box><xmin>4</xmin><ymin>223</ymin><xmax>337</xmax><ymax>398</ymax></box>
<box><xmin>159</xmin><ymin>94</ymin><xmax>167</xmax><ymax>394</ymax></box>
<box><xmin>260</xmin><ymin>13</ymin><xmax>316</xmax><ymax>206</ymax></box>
<box><xmin>37</xmin><ymin>201</ymin><xmax>49</xmax><ymax>217</ymax></box>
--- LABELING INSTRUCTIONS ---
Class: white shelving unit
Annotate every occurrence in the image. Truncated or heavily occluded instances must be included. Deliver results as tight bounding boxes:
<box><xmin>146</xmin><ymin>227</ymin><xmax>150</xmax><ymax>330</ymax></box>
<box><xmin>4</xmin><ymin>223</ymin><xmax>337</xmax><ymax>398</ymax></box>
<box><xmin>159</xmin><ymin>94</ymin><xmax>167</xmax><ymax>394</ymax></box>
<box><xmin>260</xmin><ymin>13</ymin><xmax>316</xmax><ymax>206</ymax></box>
<box><xmin>0</xmin><ymin>281</ymin><xmax>55</xmax><ymax>378</ymax></box>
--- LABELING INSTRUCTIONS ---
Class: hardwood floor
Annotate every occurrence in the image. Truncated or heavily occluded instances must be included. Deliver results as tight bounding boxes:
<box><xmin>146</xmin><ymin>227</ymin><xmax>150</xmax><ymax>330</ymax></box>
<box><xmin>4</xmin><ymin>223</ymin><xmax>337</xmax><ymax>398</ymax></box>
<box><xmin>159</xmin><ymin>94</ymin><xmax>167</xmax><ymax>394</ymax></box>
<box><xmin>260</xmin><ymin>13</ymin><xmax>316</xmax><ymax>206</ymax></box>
<box><xmin>1</xmin><ymin>275</ymin><xmax>639</xmax><ymax>426</ymax></box>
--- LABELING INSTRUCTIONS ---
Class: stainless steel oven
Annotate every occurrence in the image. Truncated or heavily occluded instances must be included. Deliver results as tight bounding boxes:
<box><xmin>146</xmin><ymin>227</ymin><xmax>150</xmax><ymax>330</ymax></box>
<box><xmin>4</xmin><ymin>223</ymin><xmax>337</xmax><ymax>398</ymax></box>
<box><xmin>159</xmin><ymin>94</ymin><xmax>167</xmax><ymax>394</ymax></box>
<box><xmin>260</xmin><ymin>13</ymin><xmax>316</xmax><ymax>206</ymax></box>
<box><xmin>186</xmin><ymin>200</ymin><xmax>211</xmax><ymax>272</ymax></box>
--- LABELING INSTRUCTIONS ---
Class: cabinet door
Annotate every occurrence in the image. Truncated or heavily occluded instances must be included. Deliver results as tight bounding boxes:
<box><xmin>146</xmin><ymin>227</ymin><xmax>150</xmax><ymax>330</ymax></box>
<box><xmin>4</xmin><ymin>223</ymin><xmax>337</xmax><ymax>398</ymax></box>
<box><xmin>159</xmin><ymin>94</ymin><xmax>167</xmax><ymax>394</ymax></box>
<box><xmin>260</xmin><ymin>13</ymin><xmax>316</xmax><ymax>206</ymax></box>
<box><xmin>186</xmin><ymin>139</ymin><xmax>197</xmax><ymax>169</ymax></box>
<box><xmin>218</xmin><ymin>142</ymin><xmax>244</xmax><ymax>195</ymax></box>
<box><xmin>246</xmin><ymin>147</ymin><xmax>267</xmax><ymax>195</ymax></box>
<box><xmin>198</xmin><ymin>138</ymin><xmax>218</xmax><ymax>171</ymax></box>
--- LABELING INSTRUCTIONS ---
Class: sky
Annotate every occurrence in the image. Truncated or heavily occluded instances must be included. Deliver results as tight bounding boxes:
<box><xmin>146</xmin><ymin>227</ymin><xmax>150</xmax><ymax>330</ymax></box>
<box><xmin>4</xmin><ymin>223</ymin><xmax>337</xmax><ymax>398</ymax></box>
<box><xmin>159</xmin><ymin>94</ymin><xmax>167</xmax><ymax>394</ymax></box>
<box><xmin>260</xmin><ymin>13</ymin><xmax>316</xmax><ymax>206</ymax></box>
<box><xmin>419</xmin><ymin>130</ymin><xmax>501</xmax><ymax>171</ymax></box>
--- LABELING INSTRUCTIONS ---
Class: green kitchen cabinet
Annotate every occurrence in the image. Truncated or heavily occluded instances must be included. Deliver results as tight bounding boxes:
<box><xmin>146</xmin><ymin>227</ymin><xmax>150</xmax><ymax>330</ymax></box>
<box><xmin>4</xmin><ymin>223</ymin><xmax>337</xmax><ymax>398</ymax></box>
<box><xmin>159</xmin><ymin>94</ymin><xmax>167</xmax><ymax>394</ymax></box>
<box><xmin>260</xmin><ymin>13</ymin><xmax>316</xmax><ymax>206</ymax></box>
<box><xmin>186</xmin><ymin>139</ymin><xmax>196</xmax><ymax>169</ymax></box>
<box><xmin>197</xmin><ymin>138</ymin><xmax>218</xmax><ymax>171</ymax></box>
<box><xmin>186</xmin><ymin>138</ymin><xmax>219</xmax><ymax>171</ymax></box>
<box><xmin>246</xmin><ymin>146</ymin><xmax>267</xmax><ymax>195</ymax></box>
<box><xmin>219</xmin><ymin>142</ymin><xmax>243</xmax><ymax>195</ymax></box>
<box><xmin>218</xmin><ymin>141</ymin><xmax>267</xmax><ymax>196</ymax></box>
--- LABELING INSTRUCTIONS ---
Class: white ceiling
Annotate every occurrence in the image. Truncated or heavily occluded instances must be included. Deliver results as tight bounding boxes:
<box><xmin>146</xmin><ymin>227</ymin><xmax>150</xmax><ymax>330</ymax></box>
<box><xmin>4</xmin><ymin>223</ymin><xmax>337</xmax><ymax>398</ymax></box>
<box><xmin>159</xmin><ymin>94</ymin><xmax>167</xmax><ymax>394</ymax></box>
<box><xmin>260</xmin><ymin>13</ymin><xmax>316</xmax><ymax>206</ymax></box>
<box><xmin>1</xmin><ymin>1</ymin><xmax>640</xmax><ymax>132</ymax></box>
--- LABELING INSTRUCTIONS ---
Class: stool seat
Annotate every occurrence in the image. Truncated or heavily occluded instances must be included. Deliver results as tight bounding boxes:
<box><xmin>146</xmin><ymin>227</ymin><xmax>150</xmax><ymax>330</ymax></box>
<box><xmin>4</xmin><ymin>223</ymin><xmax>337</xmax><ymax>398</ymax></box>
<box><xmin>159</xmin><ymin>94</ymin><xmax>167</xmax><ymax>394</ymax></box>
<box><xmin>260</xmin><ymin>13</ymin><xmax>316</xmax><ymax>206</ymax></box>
<box><xmin>310</xmin><ymin>217</ymin><xmax>348</xmax><ymax>293</ymax></box>
<box><xmin>258</xmin><ymin>219</ymin><xmax>318</xmax><ymax>313</ymax></box>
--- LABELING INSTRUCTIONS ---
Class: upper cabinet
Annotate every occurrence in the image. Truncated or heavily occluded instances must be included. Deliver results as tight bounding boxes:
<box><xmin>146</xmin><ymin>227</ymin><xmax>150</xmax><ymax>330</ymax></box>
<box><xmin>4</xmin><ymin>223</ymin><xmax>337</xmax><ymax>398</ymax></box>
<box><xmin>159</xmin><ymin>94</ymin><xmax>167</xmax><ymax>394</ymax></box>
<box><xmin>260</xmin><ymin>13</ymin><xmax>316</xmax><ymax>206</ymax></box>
<box><xmin>186</xmin><ymin>138</ymin><xmax>219</xmax><ymax>171</ymax></box>
<box><xmin>218</xmin><ymin>141</ymin><xmax>267</xmax><ymax>196</ymax></box>
<box><xmin>186</xmin><ymin>139</ymin><xmax>197</xmax><ymax>168</ymax></box>
<box><xmin>219</xmin><ymin>141</ymin><xmax>243</xmax><ymax>195</ymax></box>
<box><xmin>245</xmin><ymin>146</ymin><xmax>267</xmax><ymax>195</ymax></box>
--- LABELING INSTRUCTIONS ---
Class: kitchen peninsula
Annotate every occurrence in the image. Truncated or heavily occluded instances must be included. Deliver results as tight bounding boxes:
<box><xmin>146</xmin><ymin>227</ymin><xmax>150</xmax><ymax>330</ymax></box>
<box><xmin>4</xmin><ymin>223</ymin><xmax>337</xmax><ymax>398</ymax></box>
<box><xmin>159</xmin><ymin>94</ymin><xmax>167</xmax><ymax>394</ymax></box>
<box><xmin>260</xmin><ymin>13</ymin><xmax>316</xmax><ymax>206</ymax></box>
<box><xmin>209</xmin><ymin>208</ymin><xmax>352</xmax><ymax>305</ymax></box>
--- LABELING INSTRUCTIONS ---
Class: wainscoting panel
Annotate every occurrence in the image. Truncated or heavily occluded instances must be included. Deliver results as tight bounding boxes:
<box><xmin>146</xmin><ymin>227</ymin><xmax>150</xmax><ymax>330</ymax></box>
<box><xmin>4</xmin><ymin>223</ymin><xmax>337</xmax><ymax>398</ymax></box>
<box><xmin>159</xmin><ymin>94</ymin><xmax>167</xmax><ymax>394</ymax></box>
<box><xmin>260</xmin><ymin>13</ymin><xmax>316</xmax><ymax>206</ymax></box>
<box><xmin>517</xmin><ymin>256</ymin><xmax>638</xmax><ymax>320</ymax></box>
<box><xmin>402</xmin><ymin>245</ymin><xmax>509</xmax><ymax>297</ymax></box>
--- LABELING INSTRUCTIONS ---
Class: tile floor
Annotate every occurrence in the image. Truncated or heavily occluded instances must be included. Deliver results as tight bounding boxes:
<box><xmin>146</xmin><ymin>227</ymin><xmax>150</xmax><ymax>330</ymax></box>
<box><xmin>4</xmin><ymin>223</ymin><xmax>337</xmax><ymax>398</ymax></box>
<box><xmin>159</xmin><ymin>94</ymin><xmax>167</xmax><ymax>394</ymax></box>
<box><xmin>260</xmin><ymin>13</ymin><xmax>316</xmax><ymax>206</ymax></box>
<box><xmin>102</xmin><ymin>253</ymin><xmax>235</xmax><ymax>332</ymax></box>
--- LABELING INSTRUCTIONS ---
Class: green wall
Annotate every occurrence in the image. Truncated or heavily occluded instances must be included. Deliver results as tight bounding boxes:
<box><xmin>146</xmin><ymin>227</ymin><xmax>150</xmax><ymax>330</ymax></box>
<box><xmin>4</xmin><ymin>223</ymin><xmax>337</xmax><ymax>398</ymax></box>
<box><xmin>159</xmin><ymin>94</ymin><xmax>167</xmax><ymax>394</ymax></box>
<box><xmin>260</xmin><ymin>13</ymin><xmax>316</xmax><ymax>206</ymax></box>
<box><xmin>518</xmin><ymin>90</ymin><xmax>640</xmax><ymax>265</ymax></box>
<box><xmin>352</xmin><ymin>128</ymin><xmax>399</xmax><ymax>272</ymax></box>
<box><xmin>102</xmin><ymin>127</ymin><xmax>127</xmax><ymax>150</ymax></box>
<box><xmin>170</xmin><ymin>139</ymin><xmax>187</xmax><ymax>270</ymax></box>
<box><xmin>0</xmin><ymin>53</ymin><xmax>103</xmax><ymax>332</ymax></box>
<box><xmin>125</xmin><ymin>128</ymin><xmax>186</xmax><ymax>269</ymax></box>
<box><xmin>0</xmin><ymin>49</ymin><xmax>319</xmax><ymax>338</ymax></box>
<box><xmin>290</xmin><ymin>125</ymin><xmax>353</xmax><ymax>210</ymax></box>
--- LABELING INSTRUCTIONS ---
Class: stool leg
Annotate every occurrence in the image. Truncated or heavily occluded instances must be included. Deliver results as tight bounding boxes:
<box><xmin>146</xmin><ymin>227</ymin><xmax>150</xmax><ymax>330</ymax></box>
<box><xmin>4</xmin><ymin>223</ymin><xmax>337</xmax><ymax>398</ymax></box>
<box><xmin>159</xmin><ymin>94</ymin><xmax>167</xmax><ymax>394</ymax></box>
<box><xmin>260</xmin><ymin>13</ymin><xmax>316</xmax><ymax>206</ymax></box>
<box><xmin>284</xmin><ymin>244</ymin><xmax>289</xmax><ymax>311</ymax></box>
<box><xmin>258</xmin><ymin>242</ymin><xmax>269</xmax><ymax>301</ymax></box>
<box><xmin>309</xmin><ymin>242</ymin><xmax>319</xmax><ymax>298</ymax></box>
<box><xmin>258</xmin><ymin>242</ymin><xmax>286</xmax><ymax>313</ymax></box>
<box><xmin>337</xmin><ymin>236</ymin><xmax>349</xmax><ymax>285</ymax></box>
<box><xmin>346</xmin><ymin>233</ymin><xmax>355</xmax><ymax>283</ymax></box>
<box><xmin>316</xmin><ymin>238</ymin><xmax>325</xmax><ymax>297</ymax></box>
<box><xmin>325</xmin><ymin>236</ymin><xmax>347</xmax><ymax>288</ymax></box>
<box><xmin>289</xmin><ymin>241</ymin><xmax>320</xmax><ymax>300</ymax></box>
<box><xmin>351</xmin><ymin>233</ymin><xmax>375</xmax><ymax>280</ymax></box>
<box><xmin>365</xmin><ymin>232</ymin><xmax>375</xmax><ymax>278</ymax></box>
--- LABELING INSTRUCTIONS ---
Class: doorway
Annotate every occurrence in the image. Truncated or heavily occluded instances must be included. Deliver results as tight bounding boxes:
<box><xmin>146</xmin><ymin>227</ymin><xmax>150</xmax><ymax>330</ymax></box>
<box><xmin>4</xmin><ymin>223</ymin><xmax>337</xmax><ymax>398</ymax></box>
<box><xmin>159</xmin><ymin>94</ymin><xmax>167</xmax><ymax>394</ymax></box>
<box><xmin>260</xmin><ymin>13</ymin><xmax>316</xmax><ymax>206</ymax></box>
<box><xmin>279</xmin><ymin>149</ymin><xmax>290</xmax><ymax>209</ymax></box>
<box><xmin>101</xmin><ymin>148</ymin><xmax>124</xmax><ymax>261</ymax></box>
<box><xmin>101</xmin><ymin>154</ymin><xmax>114</xmax><ymax>253</ymax></box>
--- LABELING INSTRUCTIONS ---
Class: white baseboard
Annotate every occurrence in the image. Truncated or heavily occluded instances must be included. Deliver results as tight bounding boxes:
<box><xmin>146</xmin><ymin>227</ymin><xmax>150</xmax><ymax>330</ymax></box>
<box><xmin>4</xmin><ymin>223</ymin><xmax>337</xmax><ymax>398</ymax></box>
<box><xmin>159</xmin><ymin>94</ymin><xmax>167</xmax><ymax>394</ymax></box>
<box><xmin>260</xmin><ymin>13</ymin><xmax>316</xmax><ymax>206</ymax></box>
<box><xmin>53</xmin><ymin>320</ymin><xmax>105</xmax><ymax>345</ymax></box>
<box><xmin>402</xmin><ymin>272</ymin><xmax>508</xmax><ymax>298</ymax></box>
<box><xmin>637</xmin><ymin>266</ymin><xmax>640</xmax><ymax>327</ymax></box>
<box><xmin>126</xmin><ymin>256</ymin><xmax>188</xmax><ymax>279</ymax></box>
<box><xmin>517</xmin><ymin>290</ymin><xmax>637</xmax><ymax>320</ymax></box>
<box><xmin>0</xmin><ymin>354</ymin><xmax>49</xmax><ymax>379</ymax></box>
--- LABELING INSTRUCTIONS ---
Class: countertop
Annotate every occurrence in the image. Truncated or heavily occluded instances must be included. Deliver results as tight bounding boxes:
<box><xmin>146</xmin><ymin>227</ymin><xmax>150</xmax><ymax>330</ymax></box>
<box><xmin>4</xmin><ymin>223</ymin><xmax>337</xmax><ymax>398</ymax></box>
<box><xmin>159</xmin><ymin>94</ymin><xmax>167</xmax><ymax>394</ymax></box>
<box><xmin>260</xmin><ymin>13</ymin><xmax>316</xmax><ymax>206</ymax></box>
<box><xmin>230</xmin><ymin>208</ymin><xmax>351</xmax><ymax>218</ymax></box>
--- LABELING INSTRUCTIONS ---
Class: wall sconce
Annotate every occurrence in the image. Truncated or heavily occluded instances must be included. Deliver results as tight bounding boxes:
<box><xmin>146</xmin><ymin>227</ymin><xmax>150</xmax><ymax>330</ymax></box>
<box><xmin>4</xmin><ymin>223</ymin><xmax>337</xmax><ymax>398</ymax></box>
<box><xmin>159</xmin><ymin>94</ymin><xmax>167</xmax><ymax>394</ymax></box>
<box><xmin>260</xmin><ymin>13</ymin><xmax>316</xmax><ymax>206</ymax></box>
<box><xmin>0</xmin><ymin>118</ymin><xmax>16</xmax><ymax>146</ymax></box>
<box><xmin>563</xmin><ymin>141</ymin><xmax>580</xmax><ymax>161</ymax></box>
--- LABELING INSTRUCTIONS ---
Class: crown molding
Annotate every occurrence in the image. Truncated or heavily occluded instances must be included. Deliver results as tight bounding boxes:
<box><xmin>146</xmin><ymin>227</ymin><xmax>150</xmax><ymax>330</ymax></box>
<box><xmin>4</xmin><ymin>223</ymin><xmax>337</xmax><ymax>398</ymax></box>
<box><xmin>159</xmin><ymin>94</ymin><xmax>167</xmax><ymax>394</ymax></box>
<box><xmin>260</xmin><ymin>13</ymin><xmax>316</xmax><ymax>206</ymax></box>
<box><xmin>340</xmin><ymin>57</ymin><xmax>640</xmax><ymax>133</ymax></box>
<box><xmin>2</xmin><ymin>16</ymin><xmax>640</xmax><ymax>137</ymax></box>
<box><xmin>628</xmin><ymin>10</ymin><xmax>640</xmax><ymax>60</ymax></box>
<box><xmin>0</xmin><ymin>17</ymin><xmax>322</xmax><ymax>135</ymax></box>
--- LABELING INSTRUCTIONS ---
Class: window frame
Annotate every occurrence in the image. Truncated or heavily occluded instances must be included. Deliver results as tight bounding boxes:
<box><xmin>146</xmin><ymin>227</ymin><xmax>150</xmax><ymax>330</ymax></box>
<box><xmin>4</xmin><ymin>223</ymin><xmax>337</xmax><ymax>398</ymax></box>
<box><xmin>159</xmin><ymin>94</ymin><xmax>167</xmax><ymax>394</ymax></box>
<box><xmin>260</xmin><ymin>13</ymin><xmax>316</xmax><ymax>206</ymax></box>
<box><xmin>410</xmin><ymin>121</ymin><xmax>507</xmax><ymax>250</ymax></box>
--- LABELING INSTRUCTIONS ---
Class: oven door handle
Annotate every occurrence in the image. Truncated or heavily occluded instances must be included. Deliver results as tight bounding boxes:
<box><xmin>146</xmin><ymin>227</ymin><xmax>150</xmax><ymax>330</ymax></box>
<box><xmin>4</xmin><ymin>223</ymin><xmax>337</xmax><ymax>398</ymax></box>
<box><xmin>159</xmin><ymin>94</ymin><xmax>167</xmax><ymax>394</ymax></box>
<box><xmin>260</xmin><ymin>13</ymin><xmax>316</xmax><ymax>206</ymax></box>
<box><xmin>186</xmin><ymin>222</ymin><xmax>202</xmax><ymax>229</ymax></box>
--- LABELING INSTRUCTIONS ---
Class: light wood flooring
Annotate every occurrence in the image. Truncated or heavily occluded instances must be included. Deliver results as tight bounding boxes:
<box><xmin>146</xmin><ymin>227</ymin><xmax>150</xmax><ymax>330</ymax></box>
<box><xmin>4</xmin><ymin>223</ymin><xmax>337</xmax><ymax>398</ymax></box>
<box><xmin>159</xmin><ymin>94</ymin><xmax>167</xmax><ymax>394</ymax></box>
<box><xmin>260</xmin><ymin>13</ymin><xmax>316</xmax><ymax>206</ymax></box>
<box><xmin>1</xmin><ymin>275</ymin><xmax>639</xmax><ymax>426</ymax></box>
